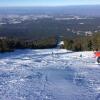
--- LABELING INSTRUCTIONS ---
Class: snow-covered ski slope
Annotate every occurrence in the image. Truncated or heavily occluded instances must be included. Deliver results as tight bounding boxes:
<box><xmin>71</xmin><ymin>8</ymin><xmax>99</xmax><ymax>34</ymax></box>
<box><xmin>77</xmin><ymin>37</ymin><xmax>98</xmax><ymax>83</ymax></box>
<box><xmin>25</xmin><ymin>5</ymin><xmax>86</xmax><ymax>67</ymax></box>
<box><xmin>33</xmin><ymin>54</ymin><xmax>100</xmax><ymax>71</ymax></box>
<box><xmin>0</xmin><ymin>49</ymin><xmax>100</xmax><ymax>100</ymax></box>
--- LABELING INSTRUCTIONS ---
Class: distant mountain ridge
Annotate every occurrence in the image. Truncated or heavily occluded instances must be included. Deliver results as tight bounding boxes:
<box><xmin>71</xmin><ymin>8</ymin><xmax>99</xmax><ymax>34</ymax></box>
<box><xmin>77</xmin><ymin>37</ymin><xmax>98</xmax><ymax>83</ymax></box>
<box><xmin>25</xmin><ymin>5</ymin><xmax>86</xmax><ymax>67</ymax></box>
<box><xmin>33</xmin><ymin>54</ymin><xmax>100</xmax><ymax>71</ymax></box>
<box><xmin>0</xmin><ymin>5</ymin><xmax>100</xmax><ymax>16</ymax></box>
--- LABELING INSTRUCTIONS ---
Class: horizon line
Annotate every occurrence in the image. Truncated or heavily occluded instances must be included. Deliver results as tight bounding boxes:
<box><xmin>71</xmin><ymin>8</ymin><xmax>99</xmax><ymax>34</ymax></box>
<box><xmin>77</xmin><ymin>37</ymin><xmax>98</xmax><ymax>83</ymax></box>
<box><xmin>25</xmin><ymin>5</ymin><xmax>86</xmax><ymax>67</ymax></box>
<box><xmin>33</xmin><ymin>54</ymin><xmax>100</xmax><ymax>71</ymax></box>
<box><xmin>0</xmin><ymin>4</ymin><xmax>100</xmax><ymax>8</ymax></box>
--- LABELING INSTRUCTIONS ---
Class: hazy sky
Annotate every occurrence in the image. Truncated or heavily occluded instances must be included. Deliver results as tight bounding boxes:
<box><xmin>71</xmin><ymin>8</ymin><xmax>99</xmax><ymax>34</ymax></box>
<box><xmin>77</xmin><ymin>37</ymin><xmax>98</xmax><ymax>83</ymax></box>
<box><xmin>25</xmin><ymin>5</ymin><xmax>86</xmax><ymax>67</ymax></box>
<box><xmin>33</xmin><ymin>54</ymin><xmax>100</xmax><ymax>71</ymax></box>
<box><xmin>0</xmin><ymin>0</ymin><xmax>100</xmax><ymax>7</ymax></box>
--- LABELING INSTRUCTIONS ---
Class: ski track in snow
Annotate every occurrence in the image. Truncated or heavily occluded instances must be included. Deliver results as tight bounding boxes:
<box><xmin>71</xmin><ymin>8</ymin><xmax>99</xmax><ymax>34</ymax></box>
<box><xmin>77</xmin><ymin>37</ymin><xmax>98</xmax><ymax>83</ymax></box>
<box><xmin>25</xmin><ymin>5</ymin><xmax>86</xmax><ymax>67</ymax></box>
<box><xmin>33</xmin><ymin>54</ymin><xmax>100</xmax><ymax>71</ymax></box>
<box><xmin>0</xmin><ymin>49</ymin><xmax>100</xmax><ymax>100</ymax></box>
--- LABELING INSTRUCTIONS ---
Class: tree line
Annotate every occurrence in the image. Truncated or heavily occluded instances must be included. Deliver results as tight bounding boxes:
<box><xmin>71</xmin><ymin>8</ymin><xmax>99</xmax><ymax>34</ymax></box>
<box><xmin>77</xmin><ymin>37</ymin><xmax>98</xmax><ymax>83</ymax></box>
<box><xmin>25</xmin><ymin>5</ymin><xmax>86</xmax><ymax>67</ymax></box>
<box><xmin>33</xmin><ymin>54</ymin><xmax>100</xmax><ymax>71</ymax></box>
<box><xmin>0</xmin><ymin>33</ymin><xmax>99</xmax><ymax>53</ymax></box>
<box><xmin>64</xmin><ymin>33</ymin><xmax>100</xmax><ymax>51</ymax></box>
<box><xmin>0</xmin><ymin>37</ymin><xmax>57</xmax><ymax>52</ymax></box>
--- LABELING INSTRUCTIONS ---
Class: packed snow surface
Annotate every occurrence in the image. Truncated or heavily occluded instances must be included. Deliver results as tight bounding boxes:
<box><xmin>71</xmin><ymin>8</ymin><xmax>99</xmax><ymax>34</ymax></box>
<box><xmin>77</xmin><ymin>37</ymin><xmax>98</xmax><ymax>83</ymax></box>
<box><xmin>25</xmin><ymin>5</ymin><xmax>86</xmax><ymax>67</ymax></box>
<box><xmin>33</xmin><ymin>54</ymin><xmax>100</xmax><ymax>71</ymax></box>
<box><xmin>0</xmin><ymin>49</ymin><xmax>100</xmax><ymax>100</ymax></box>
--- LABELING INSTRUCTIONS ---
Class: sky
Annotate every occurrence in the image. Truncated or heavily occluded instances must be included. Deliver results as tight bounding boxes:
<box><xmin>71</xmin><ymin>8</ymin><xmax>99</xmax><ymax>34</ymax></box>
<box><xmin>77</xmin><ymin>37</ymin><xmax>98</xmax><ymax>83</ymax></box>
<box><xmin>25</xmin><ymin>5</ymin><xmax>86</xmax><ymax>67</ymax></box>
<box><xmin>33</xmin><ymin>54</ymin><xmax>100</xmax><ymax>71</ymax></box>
<box><xmin>0</xmin><ymin>0</ymin><xmax>100</xmax><ymax>7</ymax></box>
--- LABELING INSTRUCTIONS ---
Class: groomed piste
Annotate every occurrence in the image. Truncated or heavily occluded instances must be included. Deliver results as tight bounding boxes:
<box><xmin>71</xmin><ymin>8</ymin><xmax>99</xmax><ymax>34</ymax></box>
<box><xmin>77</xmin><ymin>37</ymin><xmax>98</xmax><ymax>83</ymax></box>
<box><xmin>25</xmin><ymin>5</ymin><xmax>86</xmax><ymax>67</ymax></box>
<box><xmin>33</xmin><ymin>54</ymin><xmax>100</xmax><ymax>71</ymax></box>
<box><xmin>0</xmin><ymin>49</ymin><xmax>100</xmax><ymax>100</ymax></box>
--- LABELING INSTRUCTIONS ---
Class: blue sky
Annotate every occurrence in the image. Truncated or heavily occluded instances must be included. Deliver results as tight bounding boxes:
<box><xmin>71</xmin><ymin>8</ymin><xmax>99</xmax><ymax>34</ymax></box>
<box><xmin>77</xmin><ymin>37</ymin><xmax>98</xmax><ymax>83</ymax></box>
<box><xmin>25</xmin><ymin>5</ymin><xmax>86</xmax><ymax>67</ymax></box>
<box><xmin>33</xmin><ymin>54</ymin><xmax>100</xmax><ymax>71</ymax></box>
<box><xmin>0</xmin><ymin>0</ymin><xmax>100</xmax><ymax>7</ymax></box>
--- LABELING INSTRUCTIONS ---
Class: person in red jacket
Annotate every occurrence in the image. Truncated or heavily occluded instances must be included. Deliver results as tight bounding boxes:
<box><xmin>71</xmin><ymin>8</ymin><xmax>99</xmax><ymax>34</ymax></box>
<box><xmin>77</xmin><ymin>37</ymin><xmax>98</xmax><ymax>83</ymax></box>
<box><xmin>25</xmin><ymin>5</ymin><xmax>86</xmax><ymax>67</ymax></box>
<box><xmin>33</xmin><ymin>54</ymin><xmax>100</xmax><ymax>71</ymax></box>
<box><xmin>95</xmin><ymin>51</ymin><xmax>100</xmax><ymax>63</ymax></box>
